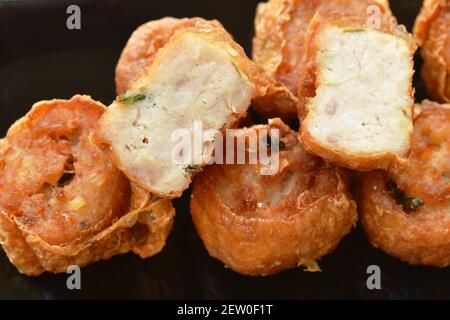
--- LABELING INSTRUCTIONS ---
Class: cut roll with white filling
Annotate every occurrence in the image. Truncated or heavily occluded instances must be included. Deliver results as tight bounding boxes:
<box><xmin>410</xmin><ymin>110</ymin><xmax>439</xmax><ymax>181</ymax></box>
<box><xmin>98</xmin><ymin>24</ymin><xmax>266</xmax><ymax>198</ymax></box>
<box><xmin>299</xmin><ymin>17</ymin><xmax>415</xmax><ymax>171</ymax></box>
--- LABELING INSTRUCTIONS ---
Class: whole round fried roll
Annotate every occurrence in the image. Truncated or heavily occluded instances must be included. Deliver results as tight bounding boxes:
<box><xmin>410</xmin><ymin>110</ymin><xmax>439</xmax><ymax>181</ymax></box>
<box><xmin>115</xmin><ymin>17</ymin><xmax>223</xmax><ymax>95</ymax></box>
<box><xmin>414</xmin><ymin>0</ymin><xmax>450</xmax><ymax>103</ymax></box>
<box><xmin>0</xmin><ymin>95</ymin><xmax>175</xmax><ymax>276</ymax></box>
<box><xmin>190</xmin><ymin>118</ymin><xmax>357</xmax><ymax>276</ymax></box>
<box><xmin>252</xmin><ymin>0</ymin><xmax>396</xmax><ymax>119</ymax></box>
<box><xmin>360</xmin><ymin>101</ymin><xmax>450</xmax><ymax>267</ymax></box>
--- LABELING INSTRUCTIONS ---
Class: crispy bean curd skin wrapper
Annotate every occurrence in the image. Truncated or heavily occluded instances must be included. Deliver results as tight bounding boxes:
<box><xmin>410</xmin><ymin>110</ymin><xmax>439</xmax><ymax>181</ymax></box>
<box><xmin>191</xmin><ymin>118</ymin><xmax>357</xmax><ymax>276</ymax></box>
<box><xmin>115</xmin><ymin>17</ymin><xmax>223</xmax><ymax>95</ymax></box>
<box><xmin>99</xmin><ymin>24</ymin><xmax>267</xmax><ymax>199</ymax></box>
<box><xmin>298</xmin><ymin>15</ymin><xmax>415</xmax><ymax>172</ymax></box>
<box><xmin>414</xmin><ymin>0</ymin><xmax>450</xmax><ymax>103</ymax></box>
<box><xmin>252</xmin><ymin>0</ymin><xmax>396</xmax><ymax>119</ymax></box>
<box><xmin>0</xmin><ymin>95</ymin><xmax>175</xmax><ymax>276</ymax></box>
<box><xmin>360</xmin><ymin>101</ymin><xmax>450</xmax><ymax>267</ymax></box>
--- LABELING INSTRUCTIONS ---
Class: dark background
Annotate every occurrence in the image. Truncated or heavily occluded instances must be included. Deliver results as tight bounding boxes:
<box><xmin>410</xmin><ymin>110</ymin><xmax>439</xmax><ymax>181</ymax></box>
<box><xmin>0</xmin><ymin>0</ymin><xmax>445</xmax><ymax>300</ymax></box>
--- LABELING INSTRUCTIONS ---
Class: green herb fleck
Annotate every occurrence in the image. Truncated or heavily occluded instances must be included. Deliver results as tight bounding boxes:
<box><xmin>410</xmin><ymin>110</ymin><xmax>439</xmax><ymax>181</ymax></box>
<box><xmin>79</xmin><ymin>220</ymin><xmax>90</xmax><ymax>229</ymax></box>
<box><xmin>343</xmin><ymin>28</ymin><xmax>366</xmax><ymax>33</ymax></box>
<box><xmin>185</xmin><ymin>165</ymin><xmax>202</xmax><ymax>173</ymax></box>
<box><xmin>117</xmin><ymin>94</ymin><xmax>146</xmax><ymax>104</ymax></box>
<box><xmin>58</xmin><ymin>172</ymin><xmax>75</xmax><ymax>187</ymax></box>
<box><xmin>387</xmin><ymin>180</ymin><xmax>405</xmax><ymax>203</ymax></box>
<box><xmin>403</xmin><ymin>197</ymin><xmax>425</xmax><ymax>212</ymax></box>
<box><xmin>386</xmin><ymin>180</ymin><xmax>424</xmax><ymax>212</ymax></box>
<box><xmin>231</xmin><ymin>62</ymin><xmax>244</xmax><ymax>79</ymax></box>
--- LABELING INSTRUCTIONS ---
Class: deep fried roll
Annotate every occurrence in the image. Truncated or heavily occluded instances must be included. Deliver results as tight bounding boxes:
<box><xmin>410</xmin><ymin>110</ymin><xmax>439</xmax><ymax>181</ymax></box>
<box><xmin>99</xmin><ymin>24</ymin><xmax>266</xmax><ymax>198</ymax></box>
<box><xmin>414</xmin><ymin>0</ymin><xmax>450</xmax><ymax>103</ymax></box>
<box><xmin>360</xmin><ymin>101</ymin><xmax>450</xmax><ymax>267</ymax></box>
<box><xmin>191</xmin><ymin>118</ymin><xmax>357</xmax><ymax>276</ymax></box>
<box><xmin>299</xmin><ymin>16</ymin><xmax>415</xmax><ymax>172</ymax></box>
<box><xmin>252</xmin><ymin>0</ymin><xmax>396</xmax><ymax>118</ymax></box>
<box><xmin>0</xmin><ymin>95</ymin><xmax>175</xmax><ymax>276</ymax></box>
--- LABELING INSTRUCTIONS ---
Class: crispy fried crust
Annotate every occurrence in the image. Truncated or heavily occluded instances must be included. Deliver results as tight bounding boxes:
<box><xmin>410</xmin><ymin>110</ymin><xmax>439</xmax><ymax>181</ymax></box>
<box><xmin>0</xmin><ymin>95</ymin><xmax>175</xmax><ymax>276</ymax></box>
<box><xmin>99</xmin><ymin>24</ymin><xmax>267</xmax><ymax>199</ymax></box>
<box><xmin>115</xmin><ymin>17</ymin><xmax>223</xmax><ymax>95</ymax></box>
<box><xmin>360</xmin><ymin>101</ymin><xmax>450</xmax><ymax>267</ymax></box>
<box><xmin>252</xmin><ymin>0</ymin><xmax>396</xmax><ymax>119</ymax></box>
<box><xmin>414</xmin><ymin>0</ymin><xmax>450</xmax><ymax>103</ymax></box>
<box><xmin>191</xmin><ymin>119</ymin><xmax>357</xmax><ymax>276</ymax></box>
<box><xmin>298</xmin><ymin>16</ymin><xmax>415</xmax><ymax>172</ymax></box>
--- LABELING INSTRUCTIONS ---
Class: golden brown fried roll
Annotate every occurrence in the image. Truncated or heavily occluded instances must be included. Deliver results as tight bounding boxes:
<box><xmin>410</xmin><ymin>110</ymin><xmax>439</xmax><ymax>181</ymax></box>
<box><xmin>99</xmin><ymin>24</ymin><xmax>267</xmax><ymax>199</ymax></box>
<box><xmin>298</xmin><ymin>15</ymin><xmax>415</xmax><ymax>172</ymax></box>
<box><xmin>115</xmin><ymin>17</ymin><xmax>223</xmax><ymax>95</ymax></box>
<box><xmin>191</xmin><ymin>118</ymin><xmax>357</xmax><ymax>276</ymax></box>
<box><xmin>414</xmin><ymin>0</ymin><xmax>450</xmax><ymax>103</ymax></box>
<box><xmin>252</xmin><ymin>0</ymin><xmax>396</xmax><ymax>119</ymax></box>
<box><xmin>0</xmin><ymin>95</ymin><xmax>175</xmax><ymax>276</ymax></box>
<box><xmin>360</xmin><ymin>101</ymin><xmax>450</xmax><ymax>267</ymax></box>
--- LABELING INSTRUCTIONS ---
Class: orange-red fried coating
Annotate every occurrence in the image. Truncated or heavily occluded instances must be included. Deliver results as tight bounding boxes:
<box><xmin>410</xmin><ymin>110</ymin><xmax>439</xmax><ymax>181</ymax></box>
<box><xmin>414</xmin><ymin>0</ymin><xmax>450</xmax><ymax>103</ymax></box>
<box><xmin>115</xmin><ymin>17</ymin><xmax>223</xmax><ymax>95</ymax></box>
<box><xmin>190</xmin><ymin>119</ymin><xmax>357</xmax><ymax>276</ymax></box>
<box><xmin>360</xmin><ymin>101</ymin><xmax>450</xmax><ymax>267</ymax></box>
<box><xmin>252</xmin><ymin>0</ymin><xmax>396</xmax><ymax>118</ymax></box>
<box><xmin>0</xmin><ymin>95</ymin><xmax>175</xmax><ymax>276</ymax></box>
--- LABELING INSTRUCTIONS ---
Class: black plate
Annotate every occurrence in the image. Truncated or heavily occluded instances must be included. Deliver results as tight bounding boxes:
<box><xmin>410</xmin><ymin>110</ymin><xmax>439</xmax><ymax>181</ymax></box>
<box><xmin>0</xmin><ymin>0</ymin><xmax>448</xmax><ymax>300</ymax></box>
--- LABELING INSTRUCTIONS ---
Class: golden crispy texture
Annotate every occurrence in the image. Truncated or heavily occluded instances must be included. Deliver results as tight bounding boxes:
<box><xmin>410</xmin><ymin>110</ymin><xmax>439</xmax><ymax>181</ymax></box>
<box><xmin>99</xmin><ymin>24</ymin><xmax>267</xmax><ymax>199</ymax></box>
<box><xmin>298</xmin><ymin>15</ymin><xmax>415</xmax><ymax>172</ymax></box>
<box><xmin>191</xmin><ymin>118</ymin><xmax>357</xmax><ymax>276</ymax></box>
<box><xmin>252</xmin><ymin>0</ymin><xmax>396</xmax><ymax>119</ymax></box>
<box><xmin>414</xmin><ymin>0</ymin><xmax>450</xmax><ymax>103</ymax></box>
<box><xmin>0</xmin><ymin>95</ymin><xmax>175</xmax><ymax>276</ymax></box>
<box><xmin>360</xmin><ymin>101</ymin><xmax>450</xmax><ymax>267</ymax></box>
<box><xmin>115</xmin><ymin>17</ymin><xmax>223</xmax><ymax>95</ymax></box>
